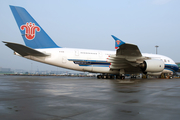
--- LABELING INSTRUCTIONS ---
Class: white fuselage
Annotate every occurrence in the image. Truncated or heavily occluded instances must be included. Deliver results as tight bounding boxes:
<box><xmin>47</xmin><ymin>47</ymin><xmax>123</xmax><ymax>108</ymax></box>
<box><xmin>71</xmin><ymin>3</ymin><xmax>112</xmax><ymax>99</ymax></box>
<box><xmin>17</xmin><ymin>47</ymin><xmax>177</xmax><ymax>75</ymax></box>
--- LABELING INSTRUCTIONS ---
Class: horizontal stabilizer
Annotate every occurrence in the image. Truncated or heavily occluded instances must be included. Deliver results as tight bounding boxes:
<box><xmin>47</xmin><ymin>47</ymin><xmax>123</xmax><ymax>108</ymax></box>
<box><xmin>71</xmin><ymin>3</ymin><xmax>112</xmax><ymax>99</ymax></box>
<box><xmin>3</xmin><ymin>41</ymin><xmax>49</xmax><ymax>56</ymax></box>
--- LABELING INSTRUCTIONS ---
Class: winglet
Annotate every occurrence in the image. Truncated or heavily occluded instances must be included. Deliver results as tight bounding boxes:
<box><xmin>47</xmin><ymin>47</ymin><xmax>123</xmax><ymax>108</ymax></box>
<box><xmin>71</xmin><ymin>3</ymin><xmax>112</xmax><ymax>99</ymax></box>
<box><xmin>111</xmin><ymin>35</ymin><xmax>125</xmax><ymax>49</ymax></box>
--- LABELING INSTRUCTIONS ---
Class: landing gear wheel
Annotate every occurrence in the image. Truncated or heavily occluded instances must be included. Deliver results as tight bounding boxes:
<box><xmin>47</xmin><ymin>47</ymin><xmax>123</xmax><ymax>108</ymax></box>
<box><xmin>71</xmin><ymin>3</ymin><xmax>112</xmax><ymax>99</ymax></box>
<box><xmin>107</xmin><ymin>75</ymin><xmax>111</xmax><ymax>79</ymax></box>
<box><xmin>102</xmin><ymin>75</ymin><xmax>107</xmax><ymax>79</ymax></box>
<box><xmin>97</xmin><ymin>74</ymin><xmax>115</xmax><ymax>79</ymax></box>
<box><xmin>121</xmin><ymin>76</ymin><xmax>125</xmax><ymax>80</ymax></box>
<box><xmin>97</xmin><ymin>75</ymin><xmax>102</xmax><ymax>79</ymax></box>
<box><xmin>116</xmin><ymin>75</ymin><xmax>120</xmax><ymax>79</ymax></box>
<box><xmin>116</xmin><ymin>75</ymin><xmax>125</xmax><ymax>80</ymax></box>
<box><xmin>131</xmin><ymin>75</ymin><xmax>136</xmax><ymax>79</ymax></box>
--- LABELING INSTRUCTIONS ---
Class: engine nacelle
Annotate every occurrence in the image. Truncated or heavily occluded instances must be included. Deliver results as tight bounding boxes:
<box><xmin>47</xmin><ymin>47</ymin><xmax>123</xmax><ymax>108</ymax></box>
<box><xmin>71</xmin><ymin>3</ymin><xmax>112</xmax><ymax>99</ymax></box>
<box><xmin>140</xmin><ymin>59</ymin><xmax>164</xmax><ymax>73</ymax></box>
<box><xmin>146</xmin><ymin>72</ymin><xmax>162</xmax><ymax>76</ymax></box>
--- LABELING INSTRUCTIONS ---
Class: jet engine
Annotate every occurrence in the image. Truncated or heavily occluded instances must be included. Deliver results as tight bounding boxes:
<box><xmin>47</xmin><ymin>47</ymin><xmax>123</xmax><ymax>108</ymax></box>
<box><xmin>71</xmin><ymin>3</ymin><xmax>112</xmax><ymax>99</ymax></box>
<box><xmin>146</xmin><ymin>72</ymin><xmax>162</xmax><ymax>76</ymax></box>
<box><xmin>140</xmin><ymin>59</ymin><xmax>164</xmax><ymax>74</ymax></box>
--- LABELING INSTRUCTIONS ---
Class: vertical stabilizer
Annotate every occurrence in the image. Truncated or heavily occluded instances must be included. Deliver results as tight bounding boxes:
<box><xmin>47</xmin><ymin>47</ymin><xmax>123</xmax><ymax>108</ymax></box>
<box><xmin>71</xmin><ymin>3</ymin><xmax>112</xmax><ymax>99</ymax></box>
<box><xmin>10</xmin><ymin>5</ymin><xmax>60</xmax><ymax>49</ymax></box>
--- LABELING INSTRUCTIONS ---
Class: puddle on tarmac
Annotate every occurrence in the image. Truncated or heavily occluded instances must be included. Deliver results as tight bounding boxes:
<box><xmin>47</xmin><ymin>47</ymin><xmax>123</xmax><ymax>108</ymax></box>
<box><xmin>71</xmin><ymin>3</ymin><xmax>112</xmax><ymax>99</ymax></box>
<box><xmin>121</xmin><ymin>110</ymin><xmax>132</xmax><ymax>113</ymax></box>
<box><xmin>124</xmin><ymin>99</ymin><xmax>139</xmax><ymax>103</ymax></box>
<box><xmin>118</xmin><ymin>90</ymin><xmax>140</xmax><ymax>93</ymax></box>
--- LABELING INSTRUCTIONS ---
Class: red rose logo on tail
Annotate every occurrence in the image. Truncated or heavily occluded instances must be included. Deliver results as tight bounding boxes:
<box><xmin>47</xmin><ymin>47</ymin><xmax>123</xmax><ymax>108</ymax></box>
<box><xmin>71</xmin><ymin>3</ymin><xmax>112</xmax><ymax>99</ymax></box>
<box><xmin>116</xmin><ymin>40</ymin><xmax>121</xmax><ymax>45</ymax></box>
<box><xmin>20</xmin><ymin>22</ymin><xmax>40</xmax><ymax>40</ymax></box>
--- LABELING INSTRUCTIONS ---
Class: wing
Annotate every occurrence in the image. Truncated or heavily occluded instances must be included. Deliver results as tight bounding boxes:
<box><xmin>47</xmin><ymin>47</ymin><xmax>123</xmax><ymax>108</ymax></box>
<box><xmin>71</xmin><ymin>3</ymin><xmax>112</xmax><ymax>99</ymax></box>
<box><xmin>3</xmin><ymin>41</ymin><xmax>49</xmax><ymax>57</ymax></box>
<box><xmin>116</xmin><ymin>43</ymin><xmax>142</xmax><ymax>57</ymax></box>
<box><xmin>109</xmin><ymin>35</ymin><xmax>149</xmax><ymax>74</ymax></box>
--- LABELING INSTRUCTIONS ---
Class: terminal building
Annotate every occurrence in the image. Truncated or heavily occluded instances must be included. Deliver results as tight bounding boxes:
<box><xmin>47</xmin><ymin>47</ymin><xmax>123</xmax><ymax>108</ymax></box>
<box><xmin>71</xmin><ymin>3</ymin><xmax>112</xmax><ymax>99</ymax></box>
<box><xmin>0</xmin><ymin>67</ymin><xmax>14</xmax><ymax>74</ymax></box>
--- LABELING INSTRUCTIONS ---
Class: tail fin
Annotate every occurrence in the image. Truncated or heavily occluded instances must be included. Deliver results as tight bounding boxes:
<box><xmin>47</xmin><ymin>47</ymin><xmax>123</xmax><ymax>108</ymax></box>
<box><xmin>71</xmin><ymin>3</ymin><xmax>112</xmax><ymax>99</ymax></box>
<box><xmin>111</xmin><ymin>35</ymin><xmax>125</xmax><ymax>49</ymax></box>
<box><xmin>10</xmin><ymin>5</ymin><xmax>60</xmax><ymax>49</ymax></box>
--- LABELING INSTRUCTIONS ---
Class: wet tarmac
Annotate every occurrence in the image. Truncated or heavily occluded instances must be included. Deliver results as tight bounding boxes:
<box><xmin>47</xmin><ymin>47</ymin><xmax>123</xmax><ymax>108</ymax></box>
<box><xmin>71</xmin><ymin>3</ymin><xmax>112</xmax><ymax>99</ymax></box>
<box><xmin>0</xmin><ymin>75</ymin><xmax>180</xmax><ymax>120</ymax></box>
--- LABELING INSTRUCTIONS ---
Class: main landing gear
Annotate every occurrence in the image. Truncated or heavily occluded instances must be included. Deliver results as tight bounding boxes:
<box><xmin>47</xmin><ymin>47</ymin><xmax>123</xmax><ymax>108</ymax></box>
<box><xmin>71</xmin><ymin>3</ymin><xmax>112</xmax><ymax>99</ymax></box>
<box><xmin>97</xmin><ymin>74</ymin><xmax>115</xmax><ymax>79</ymax></box>
<box><xmin>97</xmin><ymin>74</ymin><xmax>125</xmax><ymax>80</ymax></box>
<box><xmin>116</xmin><ymin>74</ymin><xmax>125</xmax><ymax>80</ymax></box>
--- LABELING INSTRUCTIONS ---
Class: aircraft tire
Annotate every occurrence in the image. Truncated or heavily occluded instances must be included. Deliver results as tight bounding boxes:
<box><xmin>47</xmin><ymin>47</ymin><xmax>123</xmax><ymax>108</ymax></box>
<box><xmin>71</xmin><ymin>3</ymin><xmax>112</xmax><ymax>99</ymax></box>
<box><xmin>97</xmin><ymin>75</ymin><xmax>102</xmax><ymax>79</ymax></box>
<box><xmin>103</xmin><ymin>75</ymin><xmax>107</xmax><ymax>79</ymax></box>
<box><xmin>116</xmin><ymin>75</ymin><xmax>120</xmax><ymax>79</ymax></box>
<box><xmin>107</xmin><ymin>75</ymin><xmax>111</xmax><ymax>79</ymax></box>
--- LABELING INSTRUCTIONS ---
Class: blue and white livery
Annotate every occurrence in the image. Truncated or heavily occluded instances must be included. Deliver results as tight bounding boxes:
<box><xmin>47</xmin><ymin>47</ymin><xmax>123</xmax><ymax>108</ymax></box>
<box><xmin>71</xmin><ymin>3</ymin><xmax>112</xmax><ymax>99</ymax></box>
<box><xmin>4</xmin><ymin>6</ymin><xmax>179</xmax><ymax>79</ymax></box>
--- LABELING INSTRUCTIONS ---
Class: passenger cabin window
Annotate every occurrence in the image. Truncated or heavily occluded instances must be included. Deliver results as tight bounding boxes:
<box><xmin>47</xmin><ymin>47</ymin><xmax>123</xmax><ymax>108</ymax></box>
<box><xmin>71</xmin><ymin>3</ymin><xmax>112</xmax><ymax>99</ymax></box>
<box><xmin>164</xmin><ymin>59</ymin><xmax>166</xmax><ymax>62</ymax></box>
<box><xmin>59</xmin><ymin>51</ymin><xmax>64</xmax><ymax>53</ymax></box>
<box><xmin>80</xmin><ymin>52</ymin><xmax>97</xmax><ymax>55</ymax></box>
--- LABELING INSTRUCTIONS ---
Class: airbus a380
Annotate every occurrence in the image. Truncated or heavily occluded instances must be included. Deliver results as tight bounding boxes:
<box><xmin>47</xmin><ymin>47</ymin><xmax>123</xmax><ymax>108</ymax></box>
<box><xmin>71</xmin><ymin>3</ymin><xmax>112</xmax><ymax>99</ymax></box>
<box><xmin>3</xmin><ymin>5</ymin><xmax>179</xmax><ymax>79</ymax></box>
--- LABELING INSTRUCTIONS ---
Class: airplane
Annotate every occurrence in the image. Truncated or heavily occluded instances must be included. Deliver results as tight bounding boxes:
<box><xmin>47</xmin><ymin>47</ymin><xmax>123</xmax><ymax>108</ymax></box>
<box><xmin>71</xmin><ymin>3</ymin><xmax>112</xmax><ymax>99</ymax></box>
<box><xmin>3</xmin><ymin>5</ymin><xmax>179</xmax><ymax>79</ymax></box>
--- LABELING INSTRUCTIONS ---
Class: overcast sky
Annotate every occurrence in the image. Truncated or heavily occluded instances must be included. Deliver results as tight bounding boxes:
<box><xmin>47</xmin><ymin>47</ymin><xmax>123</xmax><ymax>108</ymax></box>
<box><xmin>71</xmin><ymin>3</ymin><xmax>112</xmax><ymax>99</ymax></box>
<box><xmin>0</xmin><ymin>0</ymin><xmax>180</xmax><ymax>72</ymax></box>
